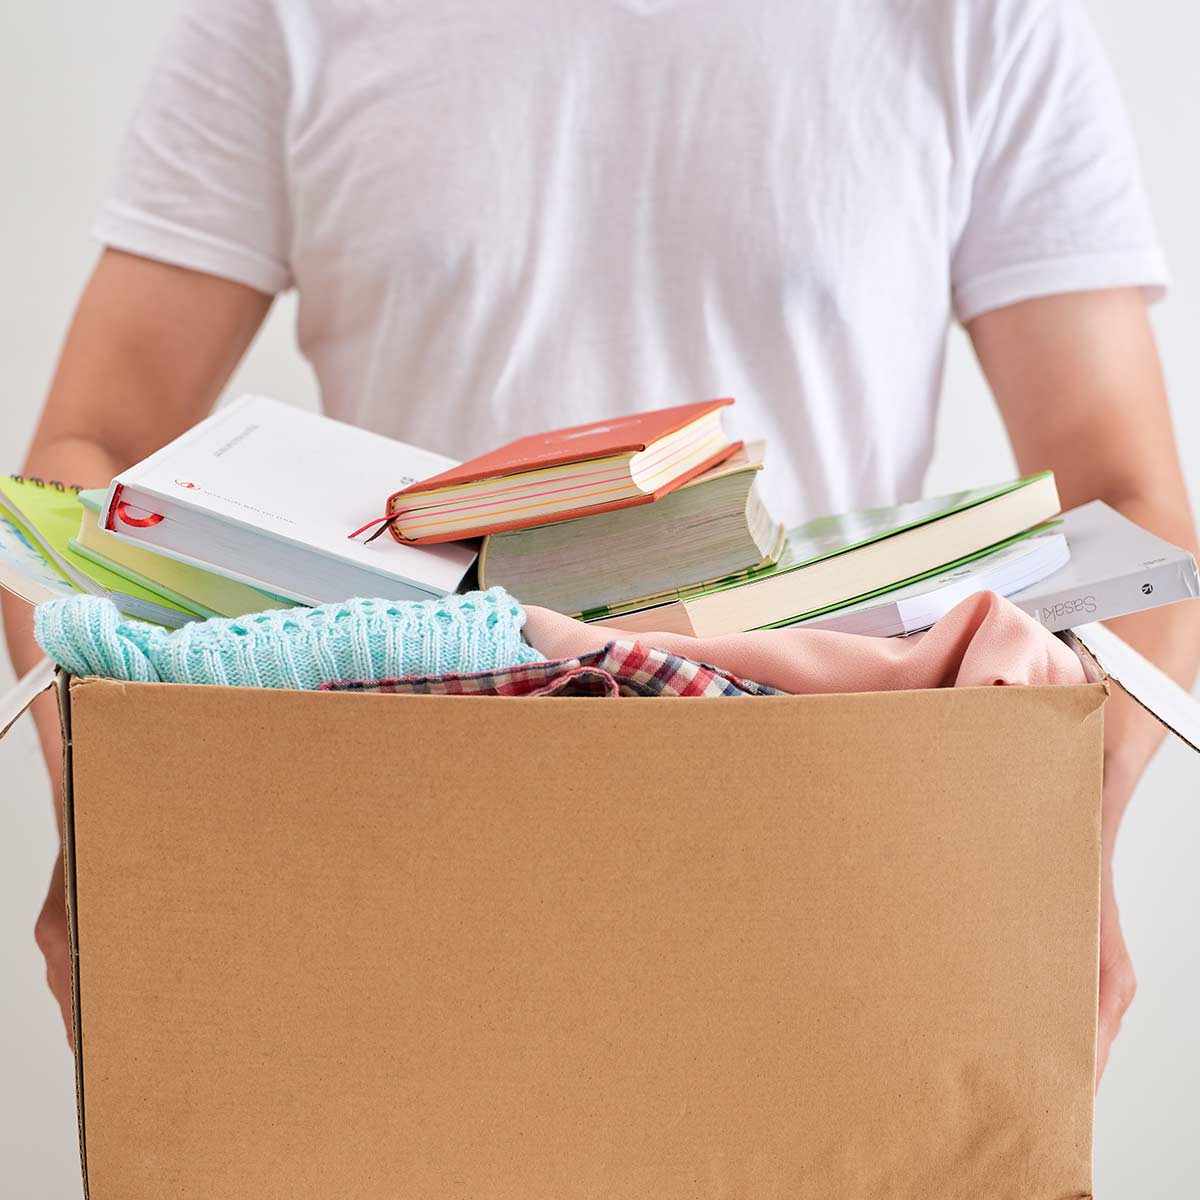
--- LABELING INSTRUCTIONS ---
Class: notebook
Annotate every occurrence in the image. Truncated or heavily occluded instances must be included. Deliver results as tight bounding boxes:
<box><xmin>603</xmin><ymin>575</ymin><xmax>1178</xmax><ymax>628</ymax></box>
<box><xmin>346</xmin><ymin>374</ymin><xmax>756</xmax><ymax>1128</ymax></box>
<box><xmin>0</xmin><ymin>510</ymin><xmax>75</xmax><ymax>606</ymax></box>
<box><xmin>0</xmin><ymin>475</ymin><xmax>199</xmax><ymax>626</ymax></box>
<box><xmin>382</xmin><ymin>400</ymin><xmax>741</xmax><ymax>544</ymax></box>
<box><xmin>103</xmin><ymin>396</ymin><xmax>477</xmax><ymax>606</ymax></box>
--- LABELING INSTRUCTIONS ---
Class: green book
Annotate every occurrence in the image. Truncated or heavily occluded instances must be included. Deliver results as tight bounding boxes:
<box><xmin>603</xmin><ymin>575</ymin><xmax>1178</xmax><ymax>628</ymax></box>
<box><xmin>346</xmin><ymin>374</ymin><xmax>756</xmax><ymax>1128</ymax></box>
<box><xmin>584</xmin><ymin>472</ymin><xmax>1061</xmax><ymax>638</ymax></box>
<box><xmin>0</xmin><ymin>475</ymin><xmax>200</xmax><ymax>626</ymax></box>
<box><xmin>0</xmin><ymin>507</ymin><xmax>76</xmax><ymax>605</ymax></box>
<box><xmin>74</xmin><ymin>489</ymin><xmax>291</xmax><ymax>619</ymax></box>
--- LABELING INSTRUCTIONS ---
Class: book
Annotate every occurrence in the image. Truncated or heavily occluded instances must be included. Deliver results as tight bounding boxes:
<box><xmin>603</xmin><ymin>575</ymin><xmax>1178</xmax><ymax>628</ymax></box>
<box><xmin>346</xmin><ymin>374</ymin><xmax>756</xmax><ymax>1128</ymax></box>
<box><xmin>382</xmin><ymin>399</ymin><xmax>741</xmax><ymax>544</ymax></box>
<box><xmin>591</xmin><ymin>472</ymin><xmax>1061</xmax><ymax>637</ymax></box>
<box><xmin>1007</xmin><ymin>500</ymin><xmax>1199</xmax><ymax>631</ymax></box>
<box><xmin>0</xmin><ymin>475</ymin><xmax>199</xmax><ymax>626</ymax></box>
<box><xmin>792</xmin><ymin>525</ymin><xmax>1070</xmax><ymax>637</ymax></box>
<box><xmin>73</xmin><ymin>489</ymin><xmax>290</xmax><ymax>619</ymax></box>
<box><xmin>0</xmin><ymin>511</ymin><xmax>76</xmax><ymax>605</ymax></box>
<box><xmin>478</xmin><ymin>441</ymin><xmax>785</xmax><ymax>614</ymax></box>
<box><xmin>102</xmin><ymin>395</ymin><xmax>477</xmax><ymax>606</ymax></box>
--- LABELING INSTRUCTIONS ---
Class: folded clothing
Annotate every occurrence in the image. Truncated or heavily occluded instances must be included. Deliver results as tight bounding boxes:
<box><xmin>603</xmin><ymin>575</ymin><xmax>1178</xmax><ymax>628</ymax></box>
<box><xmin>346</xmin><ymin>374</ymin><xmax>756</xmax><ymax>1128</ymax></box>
<box><xmin>522</xmin><ymin>591</ymin><xmax>1087</xmax><ymax>692</ymax></box>
<box><xmin>34</xmin><ymin>589</ymin><xmax>545</xmax><ymax>689</ymax></box>
<box><xmin>34</xmin><ymin>587</ymin><xmax>1086</xmax><ymax>696</ymax></box>
<box><xmin>324</xmin><ymin>639</ymin><xmax>780</xmax><ymax>698</ymax></box>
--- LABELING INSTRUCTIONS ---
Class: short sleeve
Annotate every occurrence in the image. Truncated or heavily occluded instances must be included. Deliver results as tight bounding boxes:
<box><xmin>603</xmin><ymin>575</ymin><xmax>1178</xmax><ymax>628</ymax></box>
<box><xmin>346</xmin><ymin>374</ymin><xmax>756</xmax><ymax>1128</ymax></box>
<box><xmin>92</xmin><ymin>0</ymin><xmax>293</xmax><ymax>295</ymax></box>
<box><xmin>951</xmin><ymin>0</ymin><xmax>1167</xmax><ymax>324</ymax></box>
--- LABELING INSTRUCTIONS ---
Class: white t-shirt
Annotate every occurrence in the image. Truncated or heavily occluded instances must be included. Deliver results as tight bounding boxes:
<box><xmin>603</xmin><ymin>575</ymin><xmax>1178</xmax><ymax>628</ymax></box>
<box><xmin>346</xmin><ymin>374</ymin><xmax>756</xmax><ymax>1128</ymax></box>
<box><xmin>96</xmin><ymin>0</ymin><xmax>1167</xmax><ymax>526</ymax></box>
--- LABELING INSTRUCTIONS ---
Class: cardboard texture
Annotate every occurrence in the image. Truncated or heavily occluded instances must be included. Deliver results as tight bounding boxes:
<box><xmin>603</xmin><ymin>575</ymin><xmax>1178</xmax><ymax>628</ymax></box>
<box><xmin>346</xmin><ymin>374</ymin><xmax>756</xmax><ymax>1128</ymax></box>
<box><xmin>58</xmin><ymin>676</ymin><xmax>1106</xmax><ymax>1200</ymax></box>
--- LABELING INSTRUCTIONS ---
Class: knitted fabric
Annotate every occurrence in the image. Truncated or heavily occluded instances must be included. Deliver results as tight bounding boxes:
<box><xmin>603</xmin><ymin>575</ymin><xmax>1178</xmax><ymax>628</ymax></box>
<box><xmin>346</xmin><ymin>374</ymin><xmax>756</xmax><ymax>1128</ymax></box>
<box><xmin>34</xmin><ymin>589</ymin><xmax>544</xmax><ymax>689</ymax></box>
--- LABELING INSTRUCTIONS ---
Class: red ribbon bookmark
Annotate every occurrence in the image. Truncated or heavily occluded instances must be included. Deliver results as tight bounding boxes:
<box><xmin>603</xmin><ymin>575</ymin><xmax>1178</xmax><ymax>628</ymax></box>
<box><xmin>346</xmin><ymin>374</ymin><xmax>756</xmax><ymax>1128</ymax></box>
<box><xmin>348</xmin><ymin>514</ymin><xmax>399</xmax><ymax>543</ymax></box>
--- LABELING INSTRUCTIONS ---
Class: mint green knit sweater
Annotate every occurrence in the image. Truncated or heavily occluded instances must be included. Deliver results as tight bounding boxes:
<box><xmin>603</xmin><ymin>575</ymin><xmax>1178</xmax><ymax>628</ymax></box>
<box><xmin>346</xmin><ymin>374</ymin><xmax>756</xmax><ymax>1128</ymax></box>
<box><xmin>34</xmin><ymin>589</ymin><xmax>544</xmax><ymax>689</ymax></box>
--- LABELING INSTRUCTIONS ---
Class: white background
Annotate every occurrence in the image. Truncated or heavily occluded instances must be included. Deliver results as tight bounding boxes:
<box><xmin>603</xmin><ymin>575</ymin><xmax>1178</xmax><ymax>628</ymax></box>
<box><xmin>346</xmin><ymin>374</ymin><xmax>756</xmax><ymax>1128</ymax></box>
<box><xmin>1</xmin><ymin>3</ymin><xmax>1197</xmax><ymax>1195</ymax></box>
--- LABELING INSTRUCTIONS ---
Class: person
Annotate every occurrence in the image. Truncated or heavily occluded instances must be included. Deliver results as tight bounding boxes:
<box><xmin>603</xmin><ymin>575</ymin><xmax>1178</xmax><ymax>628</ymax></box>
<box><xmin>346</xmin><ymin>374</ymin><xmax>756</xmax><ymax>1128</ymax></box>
<box><xmin>5</xmin><ymin>0</ymin><xmax>1198</xmax><ymax>1084</ymax></box>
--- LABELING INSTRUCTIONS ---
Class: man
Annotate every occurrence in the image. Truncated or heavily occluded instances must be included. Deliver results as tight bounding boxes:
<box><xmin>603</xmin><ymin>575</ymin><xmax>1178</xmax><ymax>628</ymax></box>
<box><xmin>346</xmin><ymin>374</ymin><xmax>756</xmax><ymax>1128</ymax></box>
<box><xmin>5</xmin><ymin>0</ymin><xmax>1198</xmax><ymax>1083</ymax></box>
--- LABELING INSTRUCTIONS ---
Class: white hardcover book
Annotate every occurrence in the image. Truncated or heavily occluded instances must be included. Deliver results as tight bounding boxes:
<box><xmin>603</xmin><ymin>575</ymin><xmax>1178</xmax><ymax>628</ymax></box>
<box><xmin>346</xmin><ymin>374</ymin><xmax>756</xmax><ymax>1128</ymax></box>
<box><xmin>796</xmin><ymin>530</ymin><xmax>1070</xmax><ymax>637</ymax></box>
<box><xmin>103</xmin><ymin>396</ymin><xmax>476</xmax><ymax>606</ymax></box>
<box><xmin>1010</xmin><ymin>500</ymin><xmax>1199</xmax><ymax>631</ymax></box>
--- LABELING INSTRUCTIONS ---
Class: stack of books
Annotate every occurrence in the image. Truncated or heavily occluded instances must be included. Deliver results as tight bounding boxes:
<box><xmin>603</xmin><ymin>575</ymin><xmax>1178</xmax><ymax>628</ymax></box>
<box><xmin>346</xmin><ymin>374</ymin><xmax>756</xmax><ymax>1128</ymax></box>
<box><xmin>0</xmin><ymin>397</ymin><xmax>477</xmax><ymax>622</ymax></box>
<box><xmin>2</xmin><ymin>395</ymin><xmax>1196</xmax><ymax>640</ymax></box>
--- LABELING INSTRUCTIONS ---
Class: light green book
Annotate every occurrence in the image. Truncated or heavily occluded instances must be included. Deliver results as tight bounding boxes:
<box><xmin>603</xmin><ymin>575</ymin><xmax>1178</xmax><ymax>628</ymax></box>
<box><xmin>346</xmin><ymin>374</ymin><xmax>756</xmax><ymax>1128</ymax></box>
<box><xmin>0</xmin><ymin>508</ymin><xmax>76</xmax><ymax>605</ymax></box>
<box><xmin>0</xmin><ymin>475</ymin><xmax>199</xmax><ymax>626</ymax></box>
<box><xmin>75</xmin><ymin>489</ymin><xmax>291</xmax><ymax>619</ymax></box>
<box><xmin>585</xmin><ymin>472</ymin><xmax>1060</xmax><ymax>637</ymax></box>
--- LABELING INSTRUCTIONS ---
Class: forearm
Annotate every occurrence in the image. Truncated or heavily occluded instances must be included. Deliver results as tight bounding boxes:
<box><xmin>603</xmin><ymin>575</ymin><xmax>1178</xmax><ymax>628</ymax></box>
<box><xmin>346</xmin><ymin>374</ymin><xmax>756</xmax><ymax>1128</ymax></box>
<box><xmin>1047</xmin><ymin>449</ymin><xmax>1200</xmax><ymax>848</ymax></box>
<box><xmin>2</xmin><ymin>254</ymin><xmax>271</xmax><ymax>625</ymax></box>
<box><xmin>1099</xmin><ymin>595</ymin><xmax>1200</xmax><ymax>853</ymax></box>
<box><xmin>970</xmin><ymin>288</ymin><xmax>1200</xmax><ymax>844</ymax></box>
<box><xmin>1</xmin><ymin>249</ymin><xmax>272</xmax><ymax>827</ymax></box>
<box><xmin>2</xmin><ymin>375</ymin><xmax>156</xmax><ymax>833</ymax></box>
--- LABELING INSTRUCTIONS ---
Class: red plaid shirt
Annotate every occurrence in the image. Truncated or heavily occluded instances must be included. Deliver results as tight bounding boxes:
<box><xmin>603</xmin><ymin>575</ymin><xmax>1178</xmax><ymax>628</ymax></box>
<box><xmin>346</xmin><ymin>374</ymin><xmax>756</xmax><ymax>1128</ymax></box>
<box><xmin>322</xmin><ymin>640</ymin><xmax>778</xmax><ymax>698</ymax></box>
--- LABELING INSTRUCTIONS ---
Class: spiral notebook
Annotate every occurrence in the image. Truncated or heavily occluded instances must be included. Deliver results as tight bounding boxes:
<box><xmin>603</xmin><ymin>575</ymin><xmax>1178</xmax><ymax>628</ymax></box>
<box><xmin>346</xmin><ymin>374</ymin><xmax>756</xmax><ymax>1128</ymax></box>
<box><xmin>0</xmin><ymin>474</ymin><xmax>198</xmax><ymax>626</ymax></box>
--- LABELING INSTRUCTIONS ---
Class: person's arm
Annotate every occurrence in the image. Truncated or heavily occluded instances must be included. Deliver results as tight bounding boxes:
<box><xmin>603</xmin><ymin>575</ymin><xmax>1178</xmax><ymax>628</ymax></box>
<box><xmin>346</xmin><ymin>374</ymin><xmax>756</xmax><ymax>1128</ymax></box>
<box><xmin>2</xmin><ymin>246</ymin><xmax>271</xmax><ymax>1040</ymax></box>
<box><xmin>968</xmin><ymin>285</ymin><xmax>1200</xmax><ymax>1084</ymax></box>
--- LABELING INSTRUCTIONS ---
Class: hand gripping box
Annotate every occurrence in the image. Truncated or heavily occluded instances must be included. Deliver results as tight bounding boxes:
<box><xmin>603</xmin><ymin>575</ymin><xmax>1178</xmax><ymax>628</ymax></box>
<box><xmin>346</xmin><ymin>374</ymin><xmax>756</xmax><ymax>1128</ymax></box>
<box><xmin>4</xmin><ymin>625</ymin><xmax>1197</xmax><ymax>1200</ymax></box>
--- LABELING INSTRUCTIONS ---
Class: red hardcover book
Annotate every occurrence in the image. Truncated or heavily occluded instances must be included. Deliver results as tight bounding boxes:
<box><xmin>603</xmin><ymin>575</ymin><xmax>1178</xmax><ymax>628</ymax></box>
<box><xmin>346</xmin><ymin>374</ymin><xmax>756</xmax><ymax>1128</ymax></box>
<box><xmin>384</xmin><ymin>399</ymin><xmax>740</xmax><ymax>544</ymax></box>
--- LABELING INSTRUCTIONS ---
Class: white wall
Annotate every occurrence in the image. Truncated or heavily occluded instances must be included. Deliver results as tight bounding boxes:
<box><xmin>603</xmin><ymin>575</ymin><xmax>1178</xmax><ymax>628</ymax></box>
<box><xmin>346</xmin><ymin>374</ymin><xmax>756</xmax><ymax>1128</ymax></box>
<box><xmin>1</xmin><ymin>4</ymin><xmax>1196</xmax><ymax>1196</ymax></box>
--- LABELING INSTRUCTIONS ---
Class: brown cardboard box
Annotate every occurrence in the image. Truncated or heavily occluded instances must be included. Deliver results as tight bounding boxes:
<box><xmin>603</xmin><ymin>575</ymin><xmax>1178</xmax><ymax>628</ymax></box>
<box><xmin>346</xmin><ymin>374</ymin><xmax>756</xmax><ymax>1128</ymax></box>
<box><xmin>43</xmin><ymin>671</ymin><xmax>1117</xmax><ymax>1200</ymax></box>
<box><xmin>5</xmin><ymin>629</ymin><xmax>1192</xmax><ymax>1199</ymax></box>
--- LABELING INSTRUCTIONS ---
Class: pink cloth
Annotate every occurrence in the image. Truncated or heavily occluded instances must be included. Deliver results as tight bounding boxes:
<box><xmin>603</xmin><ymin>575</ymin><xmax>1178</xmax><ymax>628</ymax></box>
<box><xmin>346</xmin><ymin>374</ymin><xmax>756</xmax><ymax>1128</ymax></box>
<box><xmin>522</xmin><ymin>591</ymin><xmax>1086</xmax><ymax>694</ymax></box>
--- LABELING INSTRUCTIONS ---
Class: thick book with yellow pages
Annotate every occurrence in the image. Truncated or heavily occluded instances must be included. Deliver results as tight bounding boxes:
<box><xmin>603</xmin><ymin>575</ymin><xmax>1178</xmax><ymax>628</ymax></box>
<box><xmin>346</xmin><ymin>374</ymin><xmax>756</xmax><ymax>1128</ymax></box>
<box><xmin>478</xmin><ymin>441</ymin><xmax>783</xmax><ymax>614</ymax></box>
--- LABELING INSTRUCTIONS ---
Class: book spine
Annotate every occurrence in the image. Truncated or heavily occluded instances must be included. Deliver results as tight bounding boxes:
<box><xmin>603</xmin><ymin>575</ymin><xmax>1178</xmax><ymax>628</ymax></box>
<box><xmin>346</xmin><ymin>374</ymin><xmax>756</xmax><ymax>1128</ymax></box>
<box><xmin>1015</xmin><ymin>555</ymin><xmax>1200</xmax><ymax>633</ymax></box>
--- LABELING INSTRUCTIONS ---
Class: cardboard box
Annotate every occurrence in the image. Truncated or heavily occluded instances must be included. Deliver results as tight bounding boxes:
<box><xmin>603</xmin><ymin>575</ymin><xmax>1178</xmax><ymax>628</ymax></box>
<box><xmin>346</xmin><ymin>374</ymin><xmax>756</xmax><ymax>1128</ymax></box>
<box><xmin>4</xmin><ymin>629</ymin><xmax>1196</xmax><ymax>1199</ymax></box>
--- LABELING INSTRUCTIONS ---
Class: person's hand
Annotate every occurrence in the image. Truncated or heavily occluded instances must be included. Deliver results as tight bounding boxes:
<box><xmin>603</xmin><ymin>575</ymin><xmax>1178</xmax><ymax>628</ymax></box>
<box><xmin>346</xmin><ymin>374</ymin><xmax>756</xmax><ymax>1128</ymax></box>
<box><xmin>34</xmin><ymin>854</ymin><xmax>74</xmax><ymax>1049</ymax></box>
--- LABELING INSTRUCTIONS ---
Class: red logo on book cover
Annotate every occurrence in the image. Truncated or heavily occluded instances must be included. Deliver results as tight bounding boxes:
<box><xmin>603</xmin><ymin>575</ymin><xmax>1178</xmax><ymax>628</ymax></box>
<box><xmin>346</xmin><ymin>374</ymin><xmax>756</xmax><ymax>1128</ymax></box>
<box><xmin>115</xmin><ymin>502</ymin><xmax>164</xmax><ymax>528</ymax></box>
<box><xmin>175</xmin><ymin>480</ymin><xmax>200</xmax><ymax>490</ymax></box>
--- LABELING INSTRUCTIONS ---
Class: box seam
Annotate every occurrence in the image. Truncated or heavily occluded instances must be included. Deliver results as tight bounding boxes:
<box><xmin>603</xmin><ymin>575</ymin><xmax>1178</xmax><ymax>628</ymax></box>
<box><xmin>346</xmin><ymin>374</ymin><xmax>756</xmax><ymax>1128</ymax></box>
<box><xmin>57</xmin><ymin>671</ymin><xmax>90</xmax><ymax>1200</ymax></box>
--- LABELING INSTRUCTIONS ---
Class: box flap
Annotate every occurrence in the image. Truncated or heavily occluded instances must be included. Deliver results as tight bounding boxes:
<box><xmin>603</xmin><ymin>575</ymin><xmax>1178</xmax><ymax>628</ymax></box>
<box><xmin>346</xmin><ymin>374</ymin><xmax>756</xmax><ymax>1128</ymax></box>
<box><xmin>0</xmin><ymin>656</ymin><xmax>55</xmax><ymax>740</ymax></box>
<box><xmin>1070</xmin><ymin>622</ymin><xmax>1200</xmax><ymax>754</ymax></box>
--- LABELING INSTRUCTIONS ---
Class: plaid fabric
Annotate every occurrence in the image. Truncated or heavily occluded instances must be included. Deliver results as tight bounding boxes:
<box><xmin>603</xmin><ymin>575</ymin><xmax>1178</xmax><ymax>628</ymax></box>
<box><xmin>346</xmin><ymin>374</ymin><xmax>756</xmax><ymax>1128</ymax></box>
<box><xmin>323</xmin><ymin>640</ymin><xmax>780</xmax><ymax>698</ymax></box>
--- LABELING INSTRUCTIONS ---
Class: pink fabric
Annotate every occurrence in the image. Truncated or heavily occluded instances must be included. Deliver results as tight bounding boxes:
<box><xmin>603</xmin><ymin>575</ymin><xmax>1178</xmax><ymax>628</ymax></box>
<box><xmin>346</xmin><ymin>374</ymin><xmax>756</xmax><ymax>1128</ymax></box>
<box><xmin>522</xmin><ymin>591</ymin><xmax>1086</xmax><ymax>694</ymax></box>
